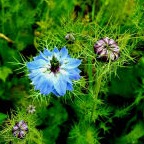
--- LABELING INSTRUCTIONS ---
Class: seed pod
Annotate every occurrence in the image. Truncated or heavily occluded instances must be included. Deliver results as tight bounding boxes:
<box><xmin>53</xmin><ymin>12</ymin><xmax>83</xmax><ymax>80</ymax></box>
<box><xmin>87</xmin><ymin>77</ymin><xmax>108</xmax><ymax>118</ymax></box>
<box><xmin>65</xmin><ymin>33</ymin><xmax>75</xmax><ymax>43</ymax></box>
<box><xmin>12</xmin><ymin>120</ymin><xmax>28</xmax><ymax>139</ymax></box>
<box><xmin>94</xmin><ymin>37</ymin><xmax>120</xmax><ymax>61</ymax></box>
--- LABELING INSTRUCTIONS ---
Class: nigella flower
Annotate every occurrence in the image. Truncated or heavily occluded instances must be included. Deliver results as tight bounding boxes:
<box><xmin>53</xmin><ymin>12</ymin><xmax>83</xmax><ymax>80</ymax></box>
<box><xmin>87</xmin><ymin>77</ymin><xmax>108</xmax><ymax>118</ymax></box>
<box><xmin>27</xmin><ymin>47</ymin><xmax>81</xmax><ymax>96</ymax></box>
<box><xmin>94</xmin><ymin>37</ymin><xmax>120</xmax><ymax>61</ymax></box>
<box><xmin>12</xmin><ymin>120</ymin><xmax>28</xmax><ymax>139</ymax></box>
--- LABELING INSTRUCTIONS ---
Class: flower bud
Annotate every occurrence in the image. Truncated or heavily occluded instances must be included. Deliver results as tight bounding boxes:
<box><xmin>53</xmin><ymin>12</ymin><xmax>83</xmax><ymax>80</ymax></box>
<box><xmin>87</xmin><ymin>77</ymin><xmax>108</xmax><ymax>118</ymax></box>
<box><xmin>94</xmin><ymin>37</ymin><xmax>120</xmax><ymax>61</ymax></box>
<box><xmin>12</xmin><ymin>120</ymin><xmax>28</xmax><ymax>139</ymax></box>
<box><xmin>65</xmin><ymin>33</ymin><xmax>75</xmax><ymax>42</ymax></box>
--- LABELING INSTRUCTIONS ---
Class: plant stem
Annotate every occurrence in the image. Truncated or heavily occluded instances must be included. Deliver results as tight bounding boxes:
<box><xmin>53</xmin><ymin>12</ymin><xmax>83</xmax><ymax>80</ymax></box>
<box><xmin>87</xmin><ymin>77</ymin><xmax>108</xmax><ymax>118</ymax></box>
<box><xmin>90</xmin><ymin>63</ymin><xmax>111</xmax><ymax>122</ymax></box>
<box><xmin>0</xmin><ymin>33</ymin><xmax>13</xmax><ymax>43</ymax></box>
<box><xmin>90</xmin><ymin>74</ymin><xmax>102</xmax><ymax>122</ymax></box>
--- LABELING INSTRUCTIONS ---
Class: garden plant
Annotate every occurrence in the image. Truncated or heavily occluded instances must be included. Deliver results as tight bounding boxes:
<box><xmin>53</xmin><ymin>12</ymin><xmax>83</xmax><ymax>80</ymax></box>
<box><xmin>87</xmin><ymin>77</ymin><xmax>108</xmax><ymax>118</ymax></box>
<box><xmin>0</xmin><ymin>0</ymin><xmax>144</xmax><ymax>144</ymax></box>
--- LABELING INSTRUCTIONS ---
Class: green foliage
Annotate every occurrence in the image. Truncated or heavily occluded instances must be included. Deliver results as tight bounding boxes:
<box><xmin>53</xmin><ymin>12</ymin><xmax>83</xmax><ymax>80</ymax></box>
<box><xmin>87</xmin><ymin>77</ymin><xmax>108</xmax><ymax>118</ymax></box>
<box><xmin>0</xmin><ymin>0</ymin><xmax>144</xmax><ymax>143</ymax></box>
<box><xmin>68</xmin><ymin>122</ymin><xmax>100</xmax><ymax>144</ymax></box>
<box><xmin>0</xmin><ymin>112</ymin><xmax>7</xmax><ymax>125</ymax></box>
<box><xmin>109</xmin><ymin>67</ymin><xmax>138</xmax><ymax>97</ymax></box>
<box><xmin>37</xmin><ymin>99</ymin><xmax>68</xmax><ymax>144</ymax></box>
<box><xmin>115</xmin><ymin>122</ymin><xmax>144</xmax><ymax>144</ymax></box>
<box><xmin>0</xmin><ymin>66</ymin><xmax>12</xmax><ymax>82</ymax></box>
<box><xmin>0</xmin><ymin>0</ymin><xmax>35</xmax><ymax>51</ymax></box>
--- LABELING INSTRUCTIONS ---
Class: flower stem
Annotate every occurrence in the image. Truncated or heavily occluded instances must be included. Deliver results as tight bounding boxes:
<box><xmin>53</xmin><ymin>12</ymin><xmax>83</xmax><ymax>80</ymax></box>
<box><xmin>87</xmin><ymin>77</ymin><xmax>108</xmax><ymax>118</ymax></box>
<box><xmin>91</xmin><ymin>74</ymin><xmax>102</xmax><ymax>122</ymax></box>
<box><xmin>0</xmin><ymin>33</ymin><xmax>13</xmax><ymax>43</ymax></box>
<box><xmin>90</xmin><ymin>63</ymin><xmax>111</xmax><ymax>122</ymax></box>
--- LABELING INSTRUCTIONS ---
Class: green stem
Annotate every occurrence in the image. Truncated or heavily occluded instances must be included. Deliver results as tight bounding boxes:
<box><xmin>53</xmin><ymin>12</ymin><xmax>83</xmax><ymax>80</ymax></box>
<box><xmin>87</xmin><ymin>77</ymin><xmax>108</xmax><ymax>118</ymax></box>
<box><xmin>90</xmin><ymin>63</ymin><xmax>111</xmax><ymax>122</ymax></box>
<box><xmin>88</xmin><ymin>58</ymin><xmax>93</xmax><ymax>90</ymax></box>
<box><xmin>90</xmin><ymin>75</ymin><xmax>102</xmax><ymax>122</ymax></box>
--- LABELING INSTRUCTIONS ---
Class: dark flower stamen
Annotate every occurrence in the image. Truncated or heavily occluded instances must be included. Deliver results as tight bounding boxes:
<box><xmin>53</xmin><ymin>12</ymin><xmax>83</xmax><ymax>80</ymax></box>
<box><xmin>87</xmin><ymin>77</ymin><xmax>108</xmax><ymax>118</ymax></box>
<box><xmin>50</xmin><ymin>56</ymin><xmax>60</xmax><ymax>73</ymax></box>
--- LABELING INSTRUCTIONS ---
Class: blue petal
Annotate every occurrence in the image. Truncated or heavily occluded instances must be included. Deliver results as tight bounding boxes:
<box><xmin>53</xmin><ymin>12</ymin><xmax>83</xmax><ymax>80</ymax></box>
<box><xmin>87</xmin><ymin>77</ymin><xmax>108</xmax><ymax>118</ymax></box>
<box><xmin>69</xmin><ymin>73</ymin><xmax>81</xmax><ymax>80</ymax></box>
<box><xmin>67</xmin><ymin>81</ymin><xmax>73</xmax><ymax>91</ymax></box>
<box><xmin>65</xmin><ymin>58</ymin><xmax>81</xmax><ymax>69</ymax></box>
<box><xmin>27</xmin><ymin>59</ymin><xmax>47</xmax><ymax>70</ymax></box>
<box><xmin>29</xmin><ymin>70</ymin><xmax>41</xmax><ymax>79</ymax></box>
<box><xmin>39</xmin><ymin>51</ymin><xmax>49</xmax><ymax>61</ymax></box>
<box><xmin>53</xmin><ymin>74</ymin><xmax>67</xmax><ymax>96</ymax></box>
<box><xmin>73</xmin><ymin>68</ymin><xmax>81</xmax><ymax>73</ymax></box>
<box><xmin>33</xmin><ymin>55</ymin><xmax>42</xmax><ymax>61</ymax></box>
<box><xmin>68</xmin><ymin>69</ymin><xmax>81</xmax><ymax>80</ymax></box>
<box><xmin>31</xmin><ymin>73</ymin><xmax>43</xmax><ymax>84</ymax></box>
<box><xmin>32</xmin><ymin>74</ymin><xmax>53</xmax><ymax>95</ymax></box>
<box><xmin>34</xmin><ymin>51</ymin><xmax>49</xmax><ymax>61</ymax></box>
<box><xmin>52</xmin><ymin>89</ymin><xmax>60</xmax><ymax>96</ymax></box>
<box><xmin>39</xmin><ymin>77</ymin><xmax>53</xmax><ymax>95</ymax></box>
<box><xmin>43</xmin><ymin>48</ymin><xmax>52</xmax><ymax>57</ymax></box>
<box><xmin>32</xmin><ymin>75</ymin><xmax>44</xmax><ymax>90</ymax></box>
<box><xmin>53</xmin><ymin>47</ymin><xmax>59</xmax><ymax>53</ymax></box>
<box><xmin>60</xmin><ymin>47</ymin><xmax>68</xmax><ymax>59</ymax></box>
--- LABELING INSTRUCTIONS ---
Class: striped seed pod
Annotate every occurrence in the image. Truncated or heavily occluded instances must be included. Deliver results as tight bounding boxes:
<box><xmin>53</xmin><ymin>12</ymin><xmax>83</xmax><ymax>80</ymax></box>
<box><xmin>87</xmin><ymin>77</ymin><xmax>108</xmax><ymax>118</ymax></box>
<box><xmin>12</xmin><ymin>120</ymin><xmax>28</xmax><ymax>139</ymax></box>
<box><xmin>94</xmin><ymin>37</ymin><xmax>120</xmax><ymax>61</ymax></box>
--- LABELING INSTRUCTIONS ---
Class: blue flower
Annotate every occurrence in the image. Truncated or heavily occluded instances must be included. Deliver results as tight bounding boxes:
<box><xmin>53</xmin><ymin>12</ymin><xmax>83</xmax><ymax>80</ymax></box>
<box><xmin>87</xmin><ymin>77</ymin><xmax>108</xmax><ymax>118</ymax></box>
<box><xmin>27</xmin><ymin>47</ymin><xmax>81</xmax><ymax>96</ymax></box>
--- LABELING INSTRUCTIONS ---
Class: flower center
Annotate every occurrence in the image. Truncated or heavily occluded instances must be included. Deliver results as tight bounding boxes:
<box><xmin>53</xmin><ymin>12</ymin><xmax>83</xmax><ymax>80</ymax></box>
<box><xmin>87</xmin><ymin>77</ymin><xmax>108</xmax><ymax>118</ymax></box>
<box><xmin>50</xmin><ymin>56</ymin><xmax>60</xmax><ymax>73</ymax></box>
<box><xmin>104</xmin><ymin>44</ymin><xmax>111</xmax><ymax>50</ymax></box>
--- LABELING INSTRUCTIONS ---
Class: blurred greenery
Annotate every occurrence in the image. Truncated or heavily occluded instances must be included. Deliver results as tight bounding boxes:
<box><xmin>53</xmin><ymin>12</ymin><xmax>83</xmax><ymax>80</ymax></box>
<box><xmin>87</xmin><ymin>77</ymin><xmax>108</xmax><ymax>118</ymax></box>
<box><xmin>0</xmin><ymin>112</ymin><xmax>7</xmax><ymax>125</ymax></box>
